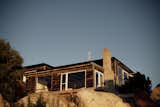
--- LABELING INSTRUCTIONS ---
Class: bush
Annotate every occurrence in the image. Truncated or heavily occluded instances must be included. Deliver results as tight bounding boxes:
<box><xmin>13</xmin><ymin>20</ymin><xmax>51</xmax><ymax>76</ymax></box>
<box><xmin>15</xmin><ymin>95</ymin><xmax>46</xmax><ymax>107</ymax></box>
<box><xmin>34</xmin><ymin>95</ymin><xmax>46</xmax><ymax>107</ymax></box>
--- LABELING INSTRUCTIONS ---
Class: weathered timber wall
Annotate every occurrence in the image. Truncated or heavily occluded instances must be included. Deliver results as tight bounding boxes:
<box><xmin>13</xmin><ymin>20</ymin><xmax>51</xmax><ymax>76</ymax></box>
<box><xmin>26</xmin><ymin>77</ymin><xmax>36</xmax><ymax>93</ymax></box>
<box><xmin>86</xmin><ymin>69</ymin><xmax>94</xmax><ymax>88</ymax></box>
<box><xmin>51</xmin><ymin>73</ymin><xmax>61</xmax><ymax>91</ymax></box>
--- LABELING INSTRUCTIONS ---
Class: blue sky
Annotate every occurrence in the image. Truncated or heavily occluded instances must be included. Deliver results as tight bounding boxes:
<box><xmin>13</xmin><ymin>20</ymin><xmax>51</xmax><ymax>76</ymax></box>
<box><xmin>0</xmin><ymin>0</ymin><xmax>159</xmax><ymax>88</ymax></box>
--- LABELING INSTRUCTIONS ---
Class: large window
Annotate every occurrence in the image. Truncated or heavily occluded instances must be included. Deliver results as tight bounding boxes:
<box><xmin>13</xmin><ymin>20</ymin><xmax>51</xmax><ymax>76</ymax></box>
<box><xmin>60</xmin><ymin>71</ymin><xmax>86</xmax><ymax>91</ymax></box>
<box><xmin>118</xmin><ymin>67</ymin><xmax>123</xmax><ymax>85</ymax></box>
<box><xmin>118</xmin><ymin>67</ymin><xmax>129</xmax><ymax>85</ymax></box>
<box><xmin>95</xmin><ymin>70</ymin><xmax>104</xmax><ymax>88</ymax></box>
<box><xmin>38</xmin><ymin>76</ymin><xmax>51</xmax><ymax>90</ymax></box>
<box><xmin>123</xmin><ymin>71</ymin><xmax>129</xmax><ymax>84</ymax></box>
<box><xmin>68</xmin><ymin>72</ymin><xmax>85</xmax><ymax>89</ymax></box>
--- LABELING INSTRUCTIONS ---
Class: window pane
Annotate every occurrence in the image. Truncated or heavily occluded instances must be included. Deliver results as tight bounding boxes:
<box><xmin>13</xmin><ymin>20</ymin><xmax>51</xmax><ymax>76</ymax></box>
<box><xmin>62</xmin><ymin>74</ymin><xmax>66</xmax><ymax>83</ymax></box>
<box><xmin>96</xmin><ymin>72</ymin><xmax>99</xmax><ymax>87</ymax></box>
<box><xmin>38</xmin><ymin>76</ymin><xmax>51</xmax><ymax>89</ymax></box>
<box><xmin>62</xmin><ymin>84</ymin><xmax>65</xmax><ymax>90</ymax></box>
<box><xmin>100</xmin><ymin>74</ymin><xmax>103</xmax><ymax>86</ymax></box>
<box><xmin>68</xmin><ymin>72</ymin><xmax>85</xmax><ymax>89</ymax></box>
<box><xmin>118</xmin><ymin>67</ymin><xmax>122</xmax><ymax>85</ymax></box>
<box><xmin>124</xmin><ymin>72</ymin><xmax>128</xmax><ymax>84</ymax></box>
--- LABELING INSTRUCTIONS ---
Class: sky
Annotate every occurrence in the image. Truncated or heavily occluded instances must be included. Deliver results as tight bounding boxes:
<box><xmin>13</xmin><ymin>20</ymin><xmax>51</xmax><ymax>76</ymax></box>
<box><xmin>0</xmin><ymin>0</ymin><xmax>159</xmax><ymax>88</ymax></box>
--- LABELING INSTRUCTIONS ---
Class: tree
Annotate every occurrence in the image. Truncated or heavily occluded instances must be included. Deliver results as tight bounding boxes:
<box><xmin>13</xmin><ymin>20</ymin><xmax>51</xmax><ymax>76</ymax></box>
<box><xmin>118</xmin><ymin>72</ymin><xmax>152</xmax><ymax>94</ymax></box>
<box><xmin>151</xmin><ymin>84</ymin><xmax>160</xmax><ymax>106</ymax></box>
<box><xmin>0</xmin><ymin>38</ymin><xmax>25</xmax><ymax>102</ymax></box>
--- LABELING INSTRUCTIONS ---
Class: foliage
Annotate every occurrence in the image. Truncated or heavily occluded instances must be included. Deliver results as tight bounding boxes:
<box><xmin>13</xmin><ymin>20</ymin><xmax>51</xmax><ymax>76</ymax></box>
<box><xmin>66</xmin><ymin>94</ymin><xmax>80</xmax><ymax>106</ymax></box>
<box><xmin>0</xmin><ymin>38</ymin><xmax>25</xmax><ymax>102</ymax></box>
<box><xmin>151</xmin><ymin>84</ymin><xmax>160</xmax><ymax>106</ymax></box>
<box><xmin>27</xmin><ymin>96</ymin><xmax>34</xmax><ymax>107</ymax></box>
<box><xmin>34</xmin><ymin>95</ymin><xmax>46</xmax><ymax>107</ymax></box>
<box><xmin>118</xmin><ymin>72</ymin><xmax>152</xmax><ymax>94</ymax></box>
<box><xmin>15</xmin><ymin>95</ymin><xmax>46</xmax><ymax>107</ymax></box>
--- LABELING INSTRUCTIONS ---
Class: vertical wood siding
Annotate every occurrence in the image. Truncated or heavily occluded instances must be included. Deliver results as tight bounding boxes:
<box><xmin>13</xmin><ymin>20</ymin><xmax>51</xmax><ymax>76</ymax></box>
<box><xmin>26</xmin><ymin>77</ymin><xmax>36</xmax><ymax>93</ymax></box>
<box><xmin>86</xmin><ymin>70</ymin><xmax>94</xmax><ymax>87</ymax></box>
<box><xmin>51</xmin><ymin>73</ymin><xmax>60</xmax><ymax>91</ymax></box>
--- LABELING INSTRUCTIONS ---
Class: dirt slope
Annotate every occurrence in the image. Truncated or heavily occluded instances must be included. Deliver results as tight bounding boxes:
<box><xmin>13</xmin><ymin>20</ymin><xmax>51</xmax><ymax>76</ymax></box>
<box><xmin>17</xmin><ymin>88</ymin><xmax>131</xmax><ymax>107</ymax></box>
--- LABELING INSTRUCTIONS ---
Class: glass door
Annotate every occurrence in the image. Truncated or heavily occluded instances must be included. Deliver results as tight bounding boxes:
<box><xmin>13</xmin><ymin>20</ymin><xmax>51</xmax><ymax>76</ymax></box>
<box><xmin>95</xmin><ymin>71</ymin><xmax>104</xmax><ymax>88</ymax></box>
<box><xmin>60</xmin><ymin>73</ymin><xmax>68</xmax><ymax>91</ymax></box>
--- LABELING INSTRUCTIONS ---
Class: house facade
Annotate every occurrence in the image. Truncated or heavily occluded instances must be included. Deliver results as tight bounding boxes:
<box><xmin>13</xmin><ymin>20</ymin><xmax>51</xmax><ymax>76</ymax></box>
<box><xmin>23</xmin><ymin>48</ymin><xmax>134</xmax><ymax>93</ymax></box>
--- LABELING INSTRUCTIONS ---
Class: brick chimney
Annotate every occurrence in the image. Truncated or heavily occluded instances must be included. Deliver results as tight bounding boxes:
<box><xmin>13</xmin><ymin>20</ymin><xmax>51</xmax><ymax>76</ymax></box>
<box><xmin>103</xmin><ymin>48</ymin><xmax>114</xmax><ymax>91</ymax></box>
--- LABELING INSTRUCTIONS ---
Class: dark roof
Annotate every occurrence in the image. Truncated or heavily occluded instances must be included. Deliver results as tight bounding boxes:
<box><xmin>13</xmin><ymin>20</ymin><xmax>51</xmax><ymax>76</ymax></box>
<box><xmin>93</xmin><ymin>59</ymin><xmax>103</xmax><ymax>66</ymax></box>
<box><xmin>111</xmin><ymin>57</ymin><xmax>134</xmax><ymax>73</ymax></box>
<box><xmin>23</xmin><ymin>59</ymin><xmax>102</xmax><ymax>70</ymax></box>
<box><xmin>24</xmin><ymin>57</ymin><xmax>134</xmax><ymax>74</ymax></box>
<box><xmin>24</xmin><ymin>63</ymin><xmax>54</xmax><ymax>69</ymax></box>
<box><xmin>54</xmin><ymin>59</ymin><xmax>103</xmax><ymax>69</ymax></box>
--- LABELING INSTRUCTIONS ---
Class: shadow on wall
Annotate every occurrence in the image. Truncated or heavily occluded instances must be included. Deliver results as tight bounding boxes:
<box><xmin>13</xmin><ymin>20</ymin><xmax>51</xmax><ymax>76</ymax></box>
<box><xmin>104</xmin><ymin>80</ymin><xmax>114</xmax><ymax>92</ymax></box>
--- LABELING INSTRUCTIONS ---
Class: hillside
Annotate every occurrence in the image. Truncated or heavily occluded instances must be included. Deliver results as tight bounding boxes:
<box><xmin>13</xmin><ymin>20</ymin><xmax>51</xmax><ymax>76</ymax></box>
<box><xmin>16</xmin><ymin>89</ymin><xmax>131</xmax><ymax>107</ymax></box>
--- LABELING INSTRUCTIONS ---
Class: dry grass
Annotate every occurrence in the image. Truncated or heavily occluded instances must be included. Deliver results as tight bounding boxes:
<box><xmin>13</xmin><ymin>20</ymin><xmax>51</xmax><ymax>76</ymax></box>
<box><xmin>15</xmin><ymin>88</ymin><xmax>131</xmax><ymax>107</ymax></box>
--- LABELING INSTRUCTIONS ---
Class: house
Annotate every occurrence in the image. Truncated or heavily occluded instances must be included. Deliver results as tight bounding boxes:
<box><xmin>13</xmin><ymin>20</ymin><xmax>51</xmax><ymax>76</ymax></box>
<box><xmin>23</xmin><ymin>48</ymin><xmax>135</xmax><ymax>93</ymax></box>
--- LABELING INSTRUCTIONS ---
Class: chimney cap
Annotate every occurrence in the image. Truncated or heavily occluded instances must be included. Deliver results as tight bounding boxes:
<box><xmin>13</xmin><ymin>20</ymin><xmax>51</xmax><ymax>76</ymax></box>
<box><xmin>103</xmin><ymin>48</ymin><xmax>111</xmax><ymax>56</ymax></box>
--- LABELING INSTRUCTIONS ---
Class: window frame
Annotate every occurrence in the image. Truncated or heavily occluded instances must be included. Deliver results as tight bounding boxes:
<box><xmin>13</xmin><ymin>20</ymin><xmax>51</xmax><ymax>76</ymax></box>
<box><xmin>94</xmin><ymin>70</ymin><xmax>104</xmax><ymax>88</ymax></box>
<box><xmin>60</xmin><ymin>70</ymin><xmax>86</xmax><ymax>91</ymax></box>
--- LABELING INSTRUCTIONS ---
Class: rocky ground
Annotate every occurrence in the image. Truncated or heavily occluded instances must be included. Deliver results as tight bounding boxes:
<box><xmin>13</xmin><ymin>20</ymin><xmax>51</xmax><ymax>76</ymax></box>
<box><xmin>15</xmin><ymin>88</ymin><xmax>131</xmax><ymax>107</ymax></box>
